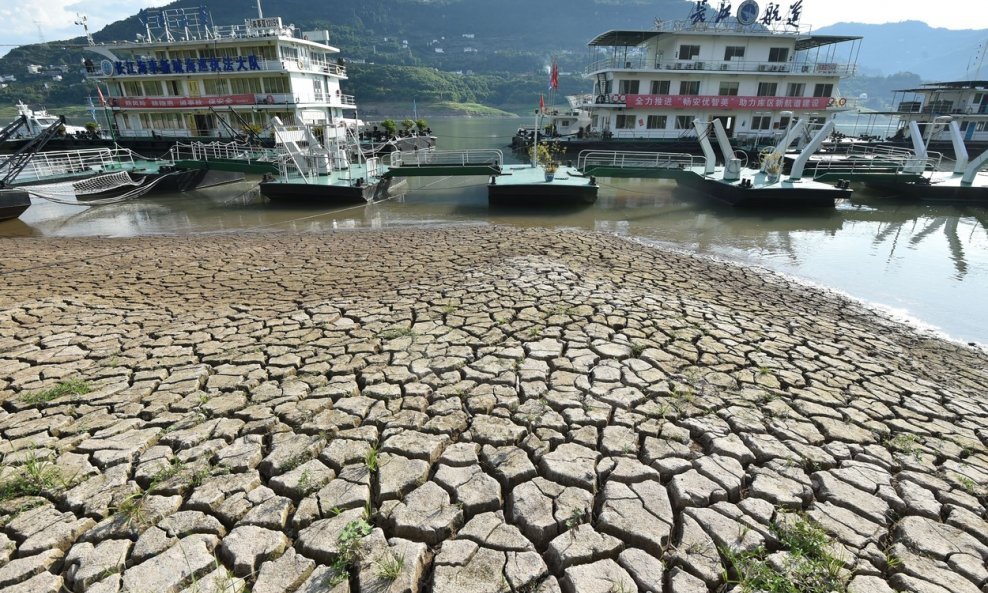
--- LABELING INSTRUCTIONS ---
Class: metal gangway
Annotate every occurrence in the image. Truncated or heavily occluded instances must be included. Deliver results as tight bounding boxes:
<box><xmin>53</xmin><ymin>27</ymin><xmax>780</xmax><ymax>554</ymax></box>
<box><xmin>577</xmin><ymin>150</ymin><xmax>700</xmax><ymax>179</ymax></box>
<box><xmin>167</xmin><ymin>141</ymin><xmax>281</xmax><ymax>174</ymax></box>
<box><xmin>2</xmin><ymin>147</ymin><xmax>143</xmax><ymax>186</ymax></box>
<box><xmin>385</xmin><ymin>149</ymin><xmax>503</xmax><ymax>177</ymax></box>
<box><xmin>806</xmin><ymin>144</ymin><xmax>940</xmax><ymax>182</ymax></box>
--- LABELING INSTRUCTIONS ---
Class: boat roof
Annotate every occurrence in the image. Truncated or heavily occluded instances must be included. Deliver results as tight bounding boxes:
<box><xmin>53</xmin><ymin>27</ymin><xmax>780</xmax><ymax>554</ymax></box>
<box><xmin>893</xmin><ymin>80</ymin><xmax>988</xmax><ymax>92</ymax></box>
<box><xmin>587</xmin><ymin>28</ymin><xmax>860</xmax><ymax>50</ymax></box>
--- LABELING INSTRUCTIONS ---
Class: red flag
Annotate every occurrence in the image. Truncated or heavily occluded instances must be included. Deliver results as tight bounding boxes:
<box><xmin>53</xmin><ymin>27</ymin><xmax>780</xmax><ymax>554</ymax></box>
<box><xmin>550</xmin><ymin>61</ymin><xmax>559</xmax><ymax>90</ymax></box>
<box><xmin>96</xmin><ymin>84</ymin><xmax>106</xmax><ymax>106</ymax></box>
<box><xmin>539</xmin><ymin>94</ymin><xmax>545</xmax><ymax>113</ymax></box>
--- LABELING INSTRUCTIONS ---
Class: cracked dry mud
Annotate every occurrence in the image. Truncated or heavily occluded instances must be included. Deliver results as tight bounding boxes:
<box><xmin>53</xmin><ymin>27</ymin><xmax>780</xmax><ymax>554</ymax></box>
<box><xmin>0</xmin><ymin>226</ymin><xmax>986</xmax><ymax>593</ymax></box>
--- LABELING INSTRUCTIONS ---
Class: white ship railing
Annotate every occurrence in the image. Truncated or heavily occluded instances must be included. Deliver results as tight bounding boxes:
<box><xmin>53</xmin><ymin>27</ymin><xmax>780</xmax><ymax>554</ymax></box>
<box><xmin>808</xmin><ymin>146</ymin><xmax>942</xmax><ymax>179</ymax></box>
<box><xmin>577</xmin><ymin>150</ymin><xmax>699</xmax><ymax>171</ymax></box>
<box><xmin>388</xmin><ymin>149</ymin><xmax>502</xmax><ymax>168</ymax></box>
<box><xmin>585</xmin><ymin>57</ymin><xmax>855</xmax><ymax>77</ymax></box>
<box><xmin>166</xmin><ymin>141</ymin><xmax>282</xmax><ymax>164</ymax></box>
<box><xmin>5</xmin><ymin>148</ymin><xmax>140</xmax><ymax>185</ymax></box>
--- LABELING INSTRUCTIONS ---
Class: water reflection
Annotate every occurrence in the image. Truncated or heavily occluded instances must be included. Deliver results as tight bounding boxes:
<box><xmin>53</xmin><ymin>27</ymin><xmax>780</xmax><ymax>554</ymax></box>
<box><xmin>2</xmin><ymin>117</ymin><xmax>986</xmax><ymax>344</ymax></box>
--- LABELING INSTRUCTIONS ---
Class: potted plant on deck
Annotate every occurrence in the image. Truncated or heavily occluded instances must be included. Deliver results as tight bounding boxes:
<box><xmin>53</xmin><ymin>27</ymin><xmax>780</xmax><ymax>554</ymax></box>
<box><xmin>530</xmin><ymin>142</ymin><xmax>563</xmax><ymax>182</ymax></box>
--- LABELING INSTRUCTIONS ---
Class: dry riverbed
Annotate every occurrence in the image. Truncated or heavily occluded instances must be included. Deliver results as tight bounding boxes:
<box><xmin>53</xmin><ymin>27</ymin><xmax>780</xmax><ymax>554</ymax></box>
<box><xmin>0</xmin><ymin>226</ymin><xmax>986</xmax><ymax>593</ymax></box>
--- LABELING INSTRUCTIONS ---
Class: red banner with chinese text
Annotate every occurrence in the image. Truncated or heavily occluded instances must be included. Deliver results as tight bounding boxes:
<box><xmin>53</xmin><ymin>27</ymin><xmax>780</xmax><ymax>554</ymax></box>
<box><xmin>623</xmin><ymin>95</ymin><xmax>831</xmax><ymax>110</ymax></box>
<box><xmin>108</xmin><ymin>94</ymin><xmax>258</xmax><ymax>109</ymax></box>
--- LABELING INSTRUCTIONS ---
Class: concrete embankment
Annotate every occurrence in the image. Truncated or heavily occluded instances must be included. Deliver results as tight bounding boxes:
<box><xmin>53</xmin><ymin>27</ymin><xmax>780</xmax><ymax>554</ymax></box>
<box><xmin>1</xmin><ymin>227</ymin><xmax>986</xmax><ymax>593</ymax></box>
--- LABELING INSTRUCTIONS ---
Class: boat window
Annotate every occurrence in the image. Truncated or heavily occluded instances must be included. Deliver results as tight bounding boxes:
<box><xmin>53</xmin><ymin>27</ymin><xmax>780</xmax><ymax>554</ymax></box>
<box><xmin>204</xmin><ymin>79</ymin><xmax>228</xmax><ymax>95</ymax></box>
<box><xmin>615</xmin><ymin>115</ymin><xmax>636</xmax><ymax>129</ymax></box>
<box><xmin>230</xmin><ymin>78</ymin><xmax>262</xmax><ymax>94</ymax></box>
<box><xmin>675</xmin><ymin>115</ymin><xmax>692</xmax><ymax>129</ymax></box>
<box><xmin>786</xmin><ymin>83</ymin><xmax>805</xmax><ymax>97</ymax></box>
<box><xmin>751</xmin><ymin>115</ymin><xmax>772</xmax><ymax>130</ymax></box>
<box><xmin>618</xmin><ymin>80</ymin><xmax>640</xmax><ymax>94</ymax></box>
<box><xmin>724</xmin><ymin>46</ymin><xmax>745</xmax><ymax>60</ymax></box>
<box><xmin>650</xmin><ymin>80</ymin><xmax>670</xmax><ymax>95</ymax></box>
<box><xmin>123</xmin><ymin>81</ymin><xmax>144</xmax><ymax>97</ymax></box>
<box><xmin>813</xmin><ymin>83</ymin><xmax>834</xmax><ymax>98</ymax></box>
<box><xmin>679</xmin><ymin>81</ymin><xmax>700</xmax><ymax>96</ymax></box>
<box><xmin>646</xmin><ymin>115</ymin><xmax>667</xmax><ymax>129</ymax></box>
<box><xmin>767</xmin><ymin>48</ymin><xmax>789</xmax><ymax>62</ymax></box>
<box><xmin>678</xmin><ymin>44</ymin><xmax>700</xmax><ymax>60</ymax></box>
<box><xmin>756</xmin><ymin>82</ymin><xmax>778</xmax><ymax>97</ymax></box>
<box><xmin>718</xmin><ymin>82</ymin><xmax>739</xmax><ymax>96</ymax></box>
<box><xmin>262</xmin><ymin>77</ymin><xmax>289</xmax><ymax>94</ymax></box>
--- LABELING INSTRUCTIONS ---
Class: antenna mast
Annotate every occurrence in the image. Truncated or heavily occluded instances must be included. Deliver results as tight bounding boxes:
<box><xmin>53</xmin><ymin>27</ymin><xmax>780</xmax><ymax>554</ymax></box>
<box><xmin>74</xmin><ymin>14</ymin><xmax>94</xmax><ymax>46</ymax></box>
<box><xmin>256</xmin><ymin>0</ymin><xmax>264</xmax><ymax>18</ymax></box>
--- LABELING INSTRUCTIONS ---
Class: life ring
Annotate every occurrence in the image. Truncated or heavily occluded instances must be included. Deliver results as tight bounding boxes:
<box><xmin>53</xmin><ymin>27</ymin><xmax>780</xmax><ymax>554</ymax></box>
<box><xmin>610</xmin><ymin>94</ymin><xmax>620</xmax><ymax>103</ymax></box>
<box><xmin>838</xmin><ymin>98</ymin><xmax>847</xmax><ymax>107</ymax></box>
<box><xmin>297</xmin><ymin>60</ymin><xmax>304</xmax><ymax>70</ymax></box>
<box><xmin>265</xmin><ymin>94</ymin><xmax>274</xmax><ymax>104</ymax></box>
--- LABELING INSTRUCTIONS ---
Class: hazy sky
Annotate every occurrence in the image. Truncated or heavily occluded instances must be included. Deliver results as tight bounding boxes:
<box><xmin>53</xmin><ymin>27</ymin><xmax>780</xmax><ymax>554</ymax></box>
<box><xmin>1</xmin><ymin>0</ymin><xmax>986</xmax><ymax>57</ymax></box>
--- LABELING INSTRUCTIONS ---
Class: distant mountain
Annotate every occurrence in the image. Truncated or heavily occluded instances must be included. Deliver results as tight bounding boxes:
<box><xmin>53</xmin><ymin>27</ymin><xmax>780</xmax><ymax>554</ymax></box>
<box><xmin>815</xmin><ymin>20</ymin><xmax>988</xmax><ymax>81</ymax></box>
<box><xmin>7</xmin><ymin>1</ymin><xmax>987</xmax><ymax>111</ymax></box>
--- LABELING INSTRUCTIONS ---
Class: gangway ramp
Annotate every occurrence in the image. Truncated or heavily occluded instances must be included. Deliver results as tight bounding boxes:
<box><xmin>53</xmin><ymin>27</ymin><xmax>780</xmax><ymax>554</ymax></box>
<box><xmin>577</xmin><ymin>150</ymin><xmax>699</xmax><ymax>180</ymax></box>
<box><xmin>167</xmin><ymin>141</ymin><xmax>281</xmax><ymax>175</ymax></box>
<box><xmin>385</xmin><ymin>149</ymin><xmax>503</xmax><ymax>177</ymax></box>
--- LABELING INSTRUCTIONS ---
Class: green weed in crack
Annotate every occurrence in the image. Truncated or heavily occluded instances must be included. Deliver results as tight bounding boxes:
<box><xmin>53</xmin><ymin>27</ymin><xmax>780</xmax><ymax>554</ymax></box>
<box><xmin>721</xmin><ymin>513</ymin><xmax>848</xmax><ymax>593</ymax></box>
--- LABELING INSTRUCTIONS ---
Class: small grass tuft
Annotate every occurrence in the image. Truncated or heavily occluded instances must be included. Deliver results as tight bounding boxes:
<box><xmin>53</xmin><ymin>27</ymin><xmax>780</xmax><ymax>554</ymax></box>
<box><xmin>378</xmin><ymin>328</ymin><xmax>417</xmax><ymax>340</ymax></box>
<box><xmin>375</xmin><ymin>550</ymin><xmax>405</xmax><ymax>581</ymax></box>
<box><xmin>22</xmin><ymin>379</ymin><xmax>91</xmax><ymax>406</ymax></box>
<box><xmin>365</xmin><ymin>446</ymin><xmax>380</xmax><ymax>472</ymax></box>
<box><xmin>0</xmin><ymin>451</ymin><xmax>66</xmax><ymax>502</ymax></box>
<box><xmin>329</xmin><ymin>519</ymin><xmax>373</xmax><ymax>585</ymax></box>
<box><xmin>722</xmin><ymin>513</ymin><xmax>848</xmax><ymax>593</ymax></box>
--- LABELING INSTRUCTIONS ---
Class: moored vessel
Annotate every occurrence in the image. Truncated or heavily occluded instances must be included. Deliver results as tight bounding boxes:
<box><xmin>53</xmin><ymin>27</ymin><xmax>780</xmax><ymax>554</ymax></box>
<box><xmin>522</xmin><ymin>1</ymin><xmax>861</xmax><ymax>156</ymax></box>
<box><xmin>81</xmin><ymin>3</ymin><xmax>366</xmax><ymax>156</ymax></box>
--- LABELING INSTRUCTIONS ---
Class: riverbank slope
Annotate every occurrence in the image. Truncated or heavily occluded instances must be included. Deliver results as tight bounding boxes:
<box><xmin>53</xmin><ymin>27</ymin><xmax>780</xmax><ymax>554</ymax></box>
<box><xmin>1</xmin><ymin>226</ymin><xmax>985</xmax><ymax>593</ymax></box>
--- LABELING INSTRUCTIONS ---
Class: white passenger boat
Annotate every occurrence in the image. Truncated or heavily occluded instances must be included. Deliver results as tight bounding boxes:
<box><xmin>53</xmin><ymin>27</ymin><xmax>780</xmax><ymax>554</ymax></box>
<box><xmin>81</xmin><ymin>3</ymin><xmax>362</xmax><ymax>155</ymax></box>
<box><xmin>537</xmin><ymin>1</ymin><xmax>862</xmax><ymax>154</ymax></box>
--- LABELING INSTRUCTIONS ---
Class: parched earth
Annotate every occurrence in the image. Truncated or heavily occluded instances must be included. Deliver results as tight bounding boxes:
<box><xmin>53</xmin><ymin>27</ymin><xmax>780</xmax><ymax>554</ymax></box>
<box><xmin>0</xmin><ymin>226</ymin><xmax>986</xmax><ymax>593</ymax></box>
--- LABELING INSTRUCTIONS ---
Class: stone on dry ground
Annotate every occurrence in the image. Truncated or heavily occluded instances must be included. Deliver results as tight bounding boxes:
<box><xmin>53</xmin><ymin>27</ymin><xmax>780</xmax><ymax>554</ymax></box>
<box><xmin>1</xmin><ymin>227</ymin><xmax>987</xmax><ymax>593</ymax></box>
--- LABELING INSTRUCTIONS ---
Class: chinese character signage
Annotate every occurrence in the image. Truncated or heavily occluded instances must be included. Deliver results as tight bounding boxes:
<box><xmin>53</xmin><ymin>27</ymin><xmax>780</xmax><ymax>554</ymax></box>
<box><xmin>108</xmin><ymin>94</ymin><xmax>258</xmax><ymax>108</ymax></box>
<box><xmin>108</xmin><ymin>55</ymin><xmax>263</xmax><ymax>76</ymax></box>
<box><xmin>624</xmin><ymin>95</ymin><xmax>830</xmax><ymax>110</ymax></box>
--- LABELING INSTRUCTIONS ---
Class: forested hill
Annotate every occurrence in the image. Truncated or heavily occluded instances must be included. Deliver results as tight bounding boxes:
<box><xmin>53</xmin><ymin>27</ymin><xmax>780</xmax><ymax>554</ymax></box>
<box><xmin>0</xmin><ymin>0</ymin><xmax>691</xmax><ymax>108</ymax></box>
<box><xmin>5</xmin><ymin>0</ymin><xmax>988</xmax><ymax>111</ymax></box>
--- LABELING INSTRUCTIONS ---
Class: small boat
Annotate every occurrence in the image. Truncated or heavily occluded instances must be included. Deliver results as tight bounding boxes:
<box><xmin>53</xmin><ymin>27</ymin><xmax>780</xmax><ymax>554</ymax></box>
<box><xmin>3</xmin><ymin>101</ymin><xmax>89</xmax><ymax>141</ymax></box>
<box><xmin>0</xmin><ymin>189</ymin><xmax>31</xmax><ymax>221</ymax></box>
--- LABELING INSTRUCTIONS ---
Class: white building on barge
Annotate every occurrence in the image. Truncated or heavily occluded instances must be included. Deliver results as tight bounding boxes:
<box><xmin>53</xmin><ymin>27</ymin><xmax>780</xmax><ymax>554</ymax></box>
<box><xmin>85</xmin><ymin>6</ymin><xmax>358</xmax><ymax>146</ymax></box>
<box><xmin>581</xmin><ymin>0</ymin><xmax>861</xmax><ymax>147</ymax></box>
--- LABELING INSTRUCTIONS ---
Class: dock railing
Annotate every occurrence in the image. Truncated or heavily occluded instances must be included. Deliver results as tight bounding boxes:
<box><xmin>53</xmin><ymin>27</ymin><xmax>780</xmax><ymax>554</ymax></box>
<box><xmin>578</xmin><ymin>150</ymin><xmax>698</xmax><ymax>173</ymax></box>
<box><xmin>388</xmin><ymin>149</ymin><xmax>502</xmax><ymax>169</ymax></box>
<box><xmin>6</xmin><ymin>147</ymin><xmax>140</xmax><ymax>185</ymax></box>
<box><xmin>167</xmin><ymin>141</ymin><xmax>281</xmax><ymax>165</ymax></box>
<box><xmin>808</xmin><ymin>145</ymin><xmax>941</xmax><ymax>180</ymax></box>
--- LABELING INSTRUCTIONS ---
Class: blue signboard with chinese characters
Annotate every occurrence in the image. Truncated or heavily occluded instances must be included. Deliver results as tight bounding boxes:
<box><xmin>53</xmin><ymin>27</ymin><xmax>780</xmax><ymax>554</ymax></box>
<box><xmin>104</xmin><ymin>54</ymin><xmax>263</xmax><ymax>76</ymax></box>
<box><xmin>714</xmin><ymin>1</ymin><xmax>733</xmax><ymax>24</ymax></box>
